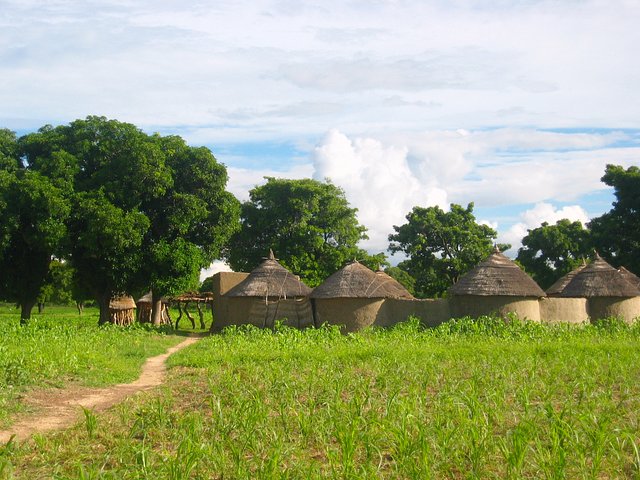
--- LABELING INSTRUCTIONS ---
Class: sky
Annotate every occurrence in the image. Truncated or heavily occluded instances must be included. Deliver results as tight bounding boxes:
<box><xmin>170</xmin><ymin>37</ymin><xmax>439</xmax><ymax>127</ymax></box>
<box><xmin>2</xmin><ymin>0</ymin><xmax>639</xmax><ymax>277</ymax></box>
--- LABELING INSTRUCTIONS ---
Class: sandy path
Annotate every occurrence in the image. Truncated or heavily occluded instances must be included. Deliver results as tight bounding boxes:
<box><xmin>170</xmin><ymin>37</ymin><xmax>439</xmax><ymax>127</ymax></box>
<box><xmin>0</xmin><ymin>337</ymin><xmax>200</xmax><ymax>443</ymax></box>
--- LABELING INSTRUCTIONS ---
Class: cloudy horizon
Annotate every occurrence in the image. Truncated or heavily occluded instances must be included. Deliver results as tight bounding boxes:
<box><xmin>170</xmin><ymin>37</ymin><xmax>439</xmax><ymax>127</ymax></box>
<box><xmin>2</xmin><ymin>0</ymin><xmax>639</xmax><ymax>276</ymax></box>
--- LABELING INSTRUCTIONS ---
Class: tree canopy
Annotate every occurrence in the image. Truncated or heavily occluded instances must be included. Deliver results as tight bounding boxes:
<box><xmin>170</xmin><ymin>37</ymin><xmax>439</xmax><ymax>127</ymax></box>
<box><xmin>516</xmin><ymin>219</ymin><xmax>592</xmax><ymax>289</ymax></box>
<box><xmin>388</xmin><ymin>203</ymin><xmax>507</xmax><ymax>298</ymax></box>
<box><xmin>589</xmin><ymin>164</ymin><xmax>640</xmax><ymax>275</ymax></box>
<box><xmin>225</xmin><ymin>177</ymin><xmax>382</xmax><ymax>287</ymax></box>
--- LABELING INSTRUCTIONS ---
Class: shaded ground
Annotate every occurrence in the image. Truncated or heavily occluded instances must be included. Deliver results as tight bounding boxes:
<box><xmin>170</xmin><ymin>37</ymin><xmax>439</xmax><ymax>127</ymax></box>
<box><xmin>0</xmin><ymin>337</ymin><xmax>201</xmax><ymax>443</ymax></box>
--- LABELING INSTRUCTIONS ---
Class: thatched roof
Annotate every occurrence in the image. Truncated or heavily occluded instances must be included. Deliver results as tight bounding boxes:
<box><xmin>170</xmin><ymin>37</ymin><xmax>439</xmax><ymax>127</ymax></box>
<box><xmin>136</xmin><ymin>292</ymin><xmax>169</xmax><ymax>304</ymax></box>
<box><xmin>619</xmin><ymin>266</ymin><xmax>640</xmax><ymax>290</ymax></box>
<box><xmin>546</xmin><ymin>264</ymin><xmax>587</xmax><ymax>296</ymax></box>
<box><xmin>559</xmin><ymin>255</ymin><xmax>640</xmax><ymax>298</ymax></box>
<box><xmin>110</xmin><ymin>295</ymin><xmax>136</xmax><ymax>310</ymax></box>
<box><xmin>311</xmin><ymin>261</ymin><xmax>414</xmax><ymax>299</ymax></box>
<box><xmin>448</xmin><ymin>249</ymin><xmax>546</xmax><ymax>297</ymax></box>
<box><xmin>225</xmin><ymin>251</ymin><xmax>312</xmax><ymax>298</ymax></box>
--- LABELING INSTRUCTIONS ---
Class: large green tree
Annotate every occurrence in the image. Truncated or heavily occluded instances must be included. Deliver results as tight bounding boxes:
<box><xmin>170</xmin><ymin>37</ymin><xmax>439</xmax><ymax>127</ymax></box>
<box><xmin>516</xmin><ymin>219</ymin><xmax>592</xmax><ymax>289</ymax></box>
<box><xmin>225</xmin><ymin>177</ymin><xmax>380</xmax><ymax>287</ymax></box>
<box><xmin>18</xmin><ymin>117</ymin><xmax>240</xmax><ymax>324</ymax></box>
<box><xmin>388</xmin><ymin>203</ymin><xmax>507</xmax><ymax>298</ymax></box>
<box><xmin>589</xmin><ymin>164</ymin><xmax>640</xmax><ymax>274</ymax></box>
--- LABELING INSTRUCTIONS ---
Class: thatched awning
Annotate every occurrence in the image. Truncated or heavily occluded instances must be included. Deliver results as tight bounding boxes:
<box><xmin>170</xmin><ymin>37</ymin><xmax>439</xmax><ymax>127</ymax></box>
<box><xmin>448</xmin><ymin>249</ymin><xmax>545</xmax><ymax>297</ymax></box>
<box><xmin>311</xmin><ymin>261</ymin><xmax>414</xmax><ymax>299</ymax></box>
<box><xmin>110</xmin><ymin>295</ymin><xmax>136</xmax><ymax>310</ymax></box>
<box><xmin>619</xmin><ymin>266</ymin><xmax>640</xmax><ymax>290</ymax></box>
<box><xmin>559</xmin><ymin>255</ymin><xmax>640</xmax><ymax>298</ymax></box>
<box><xmin>546</xmin><ymin>264</ymin><xmax>587</xmax><ymax>297</ymax></box>
<box><xmin>225</xmin><ymin>251</ymin><xmax>312</xmax><ymax>298</ymax></box>
<box><xmin>173</xmin><ymin>292</ymin><xmax>214</xmax><ymax>302</ymax></box>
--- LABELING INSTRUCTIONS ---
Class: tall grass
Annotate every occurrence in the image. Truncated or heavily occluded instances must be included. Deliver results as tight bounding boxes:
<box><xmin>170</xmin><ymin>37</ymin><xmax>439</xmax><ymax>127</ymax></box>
<box><xmin>0</xmin><ymin>306</ymin><xmax>180</xmax><ymax>426</ymax></box>
<box><xmin>4</xmin><ymin>316</ymin><xmax>640</xmax><ymax>478</ymax></box>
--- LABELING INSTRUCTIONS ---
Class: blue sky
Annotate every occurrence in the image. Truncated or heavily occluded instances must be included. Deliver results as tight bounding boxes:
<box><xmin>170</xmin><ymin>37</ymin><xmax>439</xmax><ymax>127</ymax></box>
<box><xmin>2</xmin><ymin>0</ymin><xmax>640</xmax><ymax>273</ymax></box>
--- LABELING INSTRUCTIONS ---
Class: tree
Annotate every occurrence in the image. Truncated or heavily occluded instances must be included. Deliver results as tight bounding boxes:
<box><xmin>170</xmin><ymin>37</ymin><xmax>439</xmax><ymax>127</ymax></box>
<box><xmin>388</xmin><ymin>203</ymin><xmax>507</xmax><ymax>298</ymax></box>
<box><xmin>589</xmin><ymin>164</ymin><xmax>640</xmax><ymax>274</ymax></box>
<box><xmin>225</xmin><ymin>177</ymin><xmax>378</xmax><ymax>287</ymax></box>
<box><xmin>17</xmin><ymin>116</ymin><xmax>240</xmax><ymax>325</ymax></box>
<box><xmin>384</xmin><ymin>266</ymin><xmax>416</xmax><ymax>297</ymax></box>
<box><xmin>516</xmin><ymin>219</ymin><xmax>592</xmax><ymax>289</ymax></box>
<box><xmin>0</xmin><ymin>170</ymin><xmax>70</xmax><ymax>322</ymax></box>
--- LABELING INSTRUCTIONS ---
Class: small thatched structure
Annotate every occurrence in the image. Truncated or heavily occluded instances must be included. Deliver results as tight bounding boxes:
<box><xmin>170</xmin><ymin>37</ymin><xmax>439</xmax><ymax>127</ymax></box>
<box><xmin>448</xmin><ymin>248</ymin><xmax>545</xmax><ymax>321</ymax></box>
<box><xmin>311</xmin><ymin>261</ymin><xmax>420</xmax><ymax>332</ymax></box>
<box><xmin>136</xmin><ymin>292</ymin><xmax>171</xmax><ymax>325</ymax></box>
<box><xmin>109</xmin><ymin>295</ymin><xmax>136</xmax><ymax>326</ymax></box>
<box><xmin>221</xmin><ymin>251</ymin><xmax>313</xmax><ymax>329</ymax></box>
<box><xmin>557</xmin><ymin>255</ymin><xmax>640</xmax><ymax>322</ymax></box>
<box><xmin>541</xmin><ymin>263</ymin><xmax>590</xmax><ymax>323</ymax></box>
<box><xmin>546</xmin><ymin>264</ymin><xmax>587</xmax><ymax>297</ymax></box>
<box><xmin>619</xmin><ymin>266</ymin><xmax>640</xmax><ymax>290</ymax></box>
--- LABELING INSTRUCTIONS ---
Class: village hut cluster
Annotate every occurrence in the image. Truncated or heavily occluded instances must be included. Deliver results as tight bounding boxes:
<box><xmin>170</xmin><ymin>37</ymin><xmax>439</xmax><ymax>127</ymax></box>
<box><xmin>209</xmin><ymin>249</ymin><xmax>640</xmax><ymax>332</ymax></box>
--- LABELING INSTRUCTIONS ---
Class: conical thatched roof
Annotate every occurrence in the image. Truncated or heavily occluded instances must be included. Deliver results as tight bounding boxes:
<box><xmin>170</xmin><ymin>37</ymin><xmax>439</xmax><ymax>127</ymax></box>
<box><xmin>311</xmin><ymin>261</ymin><xmax>414</xmax><ymax>299</ymax></box>
<box><xmin>619</xmin><ymin>266</ymin><xmax>640</xmax><ymax>290</ymax></box>
<box><xmin>559</xmin><ymin>255</ymin><xmax>640</xmax><ymax>298</ymax></box>
<box><xmin>546</xmin><ymin>263</ymin><xmax>587</xmax><ymax>296</ymax></box>
<box><xmin>448</xmin><ymin>249</ymin><xmax>545</xmax><ymax>297</ymax></box>
<box><xmin>110</xmin><ymin>295</ymin><xmax>136</xmax><ymax>310</ymax></box>
<box><xmin>225</xmin><ymin>250</ymin><xmax>312</xmax><ymax>298</ymax></box>
<box><xmin>137</xmin><ymin>291</ymin><xmax>169</xmax><ymax>304</ymax></box>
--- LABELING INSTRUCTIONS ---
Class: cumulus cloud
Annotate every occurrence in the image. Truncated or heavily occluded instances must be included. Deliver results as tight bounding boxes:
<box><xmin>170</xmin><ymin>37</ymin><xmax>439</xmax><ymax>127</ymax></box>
<box><xmin>500</xmin><ymin>203</ymin><xmax>590</xmax><ymax>254</ymax></box>
<box><xmin>200</xmin><ymin>260</ymin><xmax>232</xmax><ymax>282</ymax></box>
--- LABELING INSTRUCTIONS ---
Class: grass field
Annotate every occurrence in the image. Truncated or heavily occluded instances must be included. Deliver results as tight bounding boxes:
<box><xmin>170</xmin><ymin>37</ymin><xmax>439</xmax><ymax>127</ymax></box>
<box><xmin>0</xmin><ymin>305</ymin><xmax>183</xmax><ymax>428</ymax></box>
<box><xmin>2</xmin><ymin>316</ymin><xmax>640</xmax><ymax>479</ymax></box>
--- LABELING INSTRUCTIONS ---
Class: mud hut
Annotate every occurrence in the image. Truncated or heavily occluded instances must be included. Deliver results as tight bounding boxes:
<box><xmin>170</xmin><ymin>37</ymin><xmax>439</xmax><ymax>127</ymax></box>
<box><xmin>311</xmin><ymin>261</ymin><xmax>417</xmax><ymax>332</ymax></box>
<box><xmin>136</xmin><ymin>292</ymin><xmax>171</xmax><ymax>324</ymax></box>
<box><xmin>448</xmin><ymin>248</ymin><xmax>545</xmax><ymax>321</ymax></box>
<box><xmin>557</xmin><ymin>254</ymin><xmax>640</xmax><ymax>322</ymax></box>
<box><xmin>221</xmin><ymin>251</ymin><xmax>313</xmax><ymax>329</ymax></box>
<box><xmin>541</xmin><ymin>264</ymin><xmax>589</xmax><ymax>324</ymax></box>
<box><xmin>109</xmin><ymin>295</ymin><xmax>137</xmax><ymax>326</ymax></box>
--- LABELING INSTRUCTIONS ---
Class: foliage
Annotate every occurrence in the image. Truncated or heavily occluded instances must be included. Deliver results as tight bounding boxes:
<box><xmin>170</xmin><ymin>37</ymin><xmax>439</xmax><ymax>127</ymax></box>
<box><xmin>199</xmin><ymin>276</ymin><xmax>215</xmax><ymax>293</ymax></box>
<box><xmin>225</xmin><ymin>177</ymin><xmax>378</xmax><ymax>287</ymax></box>
<box><xmin>6</xmin><ymin>318</ymin><xmax>640</xmax><ymax>478</ymax></box>
<box><xmin>16</xmin><ymin>117</ymin><xmax>240</xmax><ymax>323</ymax></box>
<box><xmin>389</xmin><ymin>203</ymin><xmax>508</xmax><ymax>298</ymax></box>
<box><xmin>590</xmin><ymin>164</ymin><xmax>640</xmax><ymax>275</ymax></box>
<box><xmin>0</xmin><ymin>169</ymin><xmax>70</xmax><ymax>320</ymax></box>
<box><xmin>516</xmin><ymin>219</ymin><xmax>592</xmax><ymax>289</ymax></box>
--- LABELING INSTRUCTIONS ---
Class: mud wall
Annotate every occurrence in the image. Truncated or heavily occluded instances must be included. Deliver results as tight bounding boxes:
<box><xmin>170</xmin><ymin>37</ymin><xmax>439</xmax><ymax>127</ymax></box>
<box><xmin>539</xmin><ymin>297</ymin><xmax>589</xmax><ymax>324</ymax></box>
<box><xmin>449</xmin><ymin>295</ymin><xmax>542</xmax><ymax>322</ymax></box>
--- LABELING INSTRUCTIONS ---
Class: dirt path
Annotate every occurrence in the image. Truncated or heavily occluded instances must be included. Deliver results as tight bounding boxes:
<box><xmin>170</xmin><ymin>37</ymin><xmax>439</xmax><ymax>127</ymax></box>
<box><xmin>0</xmin><ymin>337</ymin><xmax>200</xmax><ymax>443</ymax></box>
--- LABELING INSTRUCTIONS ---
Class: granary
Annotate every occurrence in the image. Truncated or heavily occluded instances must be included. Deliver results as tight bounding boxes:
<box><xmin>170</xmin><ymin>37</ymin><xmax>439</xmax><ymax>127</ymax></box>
<box><xmin>448</xmin><ymin>247</ymin><xmax>545</xmax><ymax>321</ymax></box>
<box><xmin>109</xmin><ymin>295</ymin><xmax>137</xmax><ymax>326</ymax></box>
<box><xmin>540</xmin><ymin>263</ymin><xmax>590</xmax><ymax>324</ymax></box>
<box><xmin>556</xmin><ymin>254</ymin><xmax>640</xmax><ymax>323</ymax></box>
<box><xmin>136</xmin><ymin>292</ymin><xmax>171</xmax><ymax>325</ymax></box>
<box><xmin>218</xmin><ymin>250</ymin><xmax>313</xmax><ymax>330</ymax></box>
<box><xmin>311</xmin><ymin>261</ymin><xmax>420</xmax><ymax>332</ymax></box>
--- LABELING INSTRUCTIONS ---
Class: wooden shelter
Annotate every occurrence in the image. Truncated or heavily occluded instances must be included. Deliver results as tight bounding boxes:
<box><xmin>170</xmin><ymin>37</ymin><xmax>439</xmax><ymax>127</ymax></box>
<box><xmin>109</xmin><ymin>295</ymin><xmax>137</xmax><ymax>326</ymax></box>
<box><xmin>136</xmin><ymin>292</ymin><xmax>171</xmax><ymax>325</ymax></box>
<box><xmin>221</xmin><ymin>251</ymin><xmax>313</xmax><ymax>329</ymax></box>
<box><xmin>311</xmin><ymin>261</ymin><xmax>416</xmax><ymax>332</ymax></box>
<box><xmin>172</xmin><ymin>292</ymin><xmax>214</xmax><ymax>329</ymax></box>
<box><xmin>556</xmin><ymin>254</ymin><xmax>640</xmax><ymax>322</ymax></box>
<box><xmin>448</xmin><ymin>248</ymin><xmax>545</xmax><ymax>321</ymax></box>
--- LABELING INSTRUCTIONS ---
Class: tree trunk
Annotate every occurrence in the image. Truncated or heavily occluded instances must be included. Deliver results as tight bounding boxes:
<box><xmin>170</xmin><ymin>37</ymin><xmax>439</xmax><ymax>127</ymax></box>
<box><xmin>97</xmin><ymin>294</ymin><xmax>111</xmax><ymax>325</ymax></box>
<box><xmin>76</xmin><ymin>302</ymin><xmax>84</xmax><ymax>315</ymax></box>
<box><xmin>38</xmin><ymin>302</ymin><xmax>45</xmax><ymax>314</ymax></box>
<box><xmin>151</xmin><ymin>291</ymin><xmax>164</xmax><ymax>326</ymax></box>
<box><xmin>20</xmin><ymin>300</ymin><xmax>36</xmax><ymax>325</ymax></box>
<box><xmin>196</xmin><ymin>302</ymin><xmax>205</xmax><ymax>329</ymax></box>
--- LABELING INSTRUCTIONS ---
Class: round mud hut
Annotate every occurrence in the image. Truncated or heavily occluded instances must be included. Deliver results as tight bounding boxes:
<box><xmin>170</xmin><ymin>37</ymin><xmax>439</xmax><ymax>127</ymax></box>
<box><xmin>448</xmin><ymin>248</ymin><xmax>545</xmax><ymax>321</ymax></box>
<box><xmin>541</xmin><ymin>263</ymin><xmax>590</xmax><ymax>324</ymax></box>
<box><xmin>109</xmin><ymin>295</ymin><xmax>137</xmax><ymax>326</ymax></box>
<box><xmin>222</xmin><ymin>251</ymin><xmax>313</xmax><ymax>329</ymax></box>
<box><xmin>557</xmin><ymin>254</ymin><xmax>640</xmax><ymax>323</ymax></box>
<box><xmin>311</xmin><ymin>261</ymin><xmax>414</xmax><ymax>332</ymax></box>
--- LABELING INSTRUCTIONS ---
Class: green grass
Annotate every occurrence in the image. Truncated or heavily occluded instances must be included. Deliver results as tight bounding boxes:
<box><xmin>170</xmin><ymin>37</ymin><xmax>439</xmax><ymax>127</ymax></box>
<box><xmin>0</xmin><ymin>305</ymin><xmax>182</xmax><ymax>427</ymax></box>
<box><xmin>3</xmin><ymin>316</ymin><xmax>640</xmax><ymax>478</ymax></box>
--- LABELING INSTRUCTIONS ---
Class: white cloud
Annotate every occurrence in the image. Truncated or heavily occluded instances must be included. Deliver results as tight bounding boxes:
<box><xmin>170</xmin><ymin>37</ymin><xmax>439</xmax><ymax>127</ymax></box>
<box><xmin>200</xmin><ymin>260</ymin><xmax>232</xmax><ymax>282</ymax></box>
<box><xmin>500</xmin><ymin>203</ymin><xmax>590</xmax><ymax>254</ymax></box>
